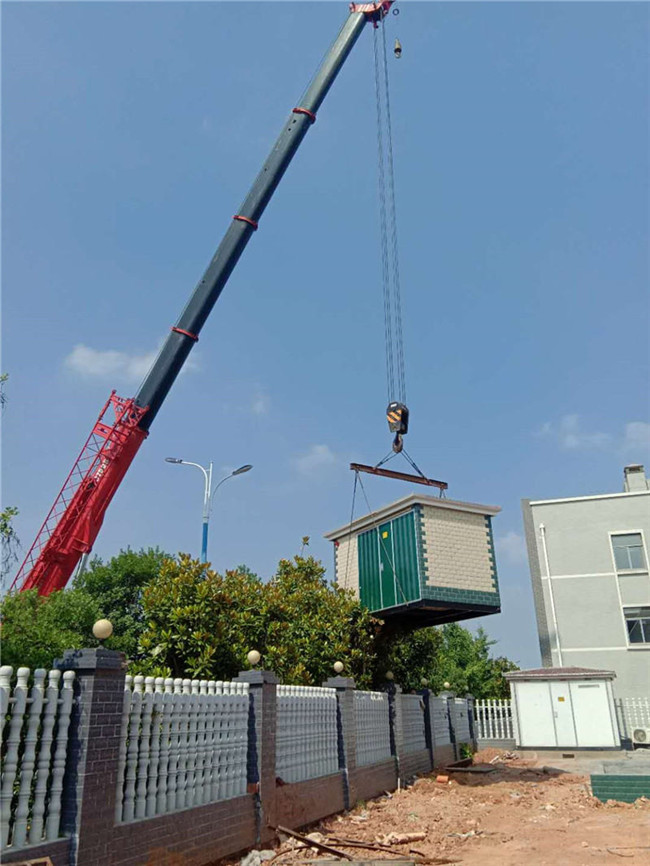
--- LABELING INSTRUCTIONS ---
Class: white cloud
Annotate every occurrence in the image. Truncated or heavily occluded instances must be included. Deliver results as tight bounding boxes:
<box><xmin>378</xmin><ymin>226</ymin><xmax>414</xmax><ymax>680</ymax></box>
<box><xmin>496</xmin><ymin>531</ymin><xmax>528</xmax><ymax>565</ymax></box>
<box><xmin>64</xmin><ymin>343</ymin><xmax>198</xmax><ymax>384</ymax></box>
<box><xmin>537</xmin><ymin>414</ymin><xmax>650</xmax><ymax>456</ymax></box>
<box><xmin>536</xmin><ymin>414</ymin><xmax>611</xmax><ymax>450</ymax></box>
<box><xmin>292</xmin><ymin>444</ymin><xmax>337</xmax><ymax>477</ymax></box>
<box><xmin>622</xmin><ymin>421</ymin><xmax>650</xmax><ymax>455</ymax></box>
<box><xmin>251</xmin><ymin>389</ymin><xmax>270</xmax><ymax>416</ymax></box>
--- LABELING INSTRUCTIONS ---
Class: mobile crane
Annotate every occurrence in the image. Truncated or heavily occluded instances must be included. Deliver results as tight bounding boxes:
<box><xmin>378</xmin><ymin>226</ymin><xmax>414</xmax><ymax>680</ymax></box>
<box><xmin>13</xmin><ymin>1</ymin><xmax>396</xmax><ymax>595</ymax></box>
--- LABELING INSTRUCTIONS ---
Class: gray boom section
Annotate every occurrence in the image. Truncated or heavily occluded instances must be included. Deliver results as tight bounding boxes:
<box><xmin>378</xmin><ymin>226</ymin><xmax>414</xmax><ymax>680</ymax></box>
<box><xmin>135</xmin><ymin>9</ymin><xmax>368</xmax><ymax>429</ymax></box>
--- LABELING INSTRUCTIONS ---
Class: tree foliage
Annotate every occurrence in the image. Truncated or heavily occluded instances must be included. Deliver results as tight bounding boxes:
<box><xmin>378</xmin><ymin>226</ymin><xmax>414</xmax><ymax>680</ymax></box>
<box><xmin>436</xmin><ymin>623</ymin><xmax>519</xmax><ymax>698</ymax></box>
<box><xmin>73</xmin><ymin>547</ymin><xmax>170</xmax><ymax>660</ymax></box>
<box><xmin>139</xmin><ymin>554</ymin><xmax>380</xmax><ymax>686</ymax></box>
<box><xmin>1</xmin><ymin>545</ymin><xmax>517</xmax><ymax>698</ymax></box>
<box><xmin>0</xmin><ymin>589</ymin><xmax>100</xmax><ymax>670</ymax></box>
<box><xmin>1</xmin><ymin>506</ymin><xmax>20</xmax><ymax>578</ymax></box>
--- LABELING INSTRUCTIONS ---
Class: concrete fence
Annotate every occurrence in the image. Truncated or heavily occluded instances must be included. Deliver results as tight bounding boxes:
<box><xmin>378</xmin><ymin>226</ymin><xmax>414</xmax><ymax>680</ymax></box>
<box><xmin>1</xmin><ymin>649</ymin><xmax>477</xmax><ymax>866</ymax></box>
<box><xmin>0</xmin><ymin>666</ymin><xmax>76</xmax><ymax>850</ymax></box>
<box><xmin>276</xmin><ymin>685</ymin><xmax>338</xmax><ymax>783</ymax></box>
<box><xmin>116</xmin><ymin>675</ymin><xmax>249</xmax><ymax>823</ymax></box>
<box><xmin>475</xmin><ymin>698</ymin><xmax>515</xmax><ymax>743</ymax></box>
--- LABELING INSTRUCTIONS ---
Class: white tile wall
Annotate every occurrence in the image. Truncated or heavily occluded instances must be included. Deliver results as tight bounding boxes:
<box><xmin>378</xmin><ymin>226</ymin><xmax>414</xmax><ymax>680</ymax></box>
<box><xmin>334</xmin><ymin>534</ymin><xmax>359</xmax><ymax>594</ymax></box>
<box><xmin>421</xmin><ymin>506</ymin><xmax>494</xmax><ymax>592</ymax></box>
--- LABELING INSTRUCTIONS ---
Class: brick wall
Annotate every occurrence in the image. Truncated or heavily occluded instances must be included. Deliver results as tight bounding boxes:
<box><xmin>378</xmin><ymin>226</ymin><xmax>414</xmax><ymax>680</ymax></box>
<box><xmin>421</xmin><ymin>506</ymin><xmax>496</xmax><ymax>593</ymax></box>
<box><xmin>276</xmin><ymin>773</ymin><xmax>345</xmax><ymax>827</ymax></box>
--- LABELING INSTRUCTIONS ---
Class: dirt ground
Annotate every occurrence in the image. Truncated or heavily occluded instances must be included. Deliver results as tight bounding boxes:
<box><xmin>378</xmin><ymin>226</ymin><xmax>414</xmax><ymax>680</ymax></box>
<box><xmin>266</xmin><ymin>751</ymin><xmax>650</xmax><ymax>866</ymax></box>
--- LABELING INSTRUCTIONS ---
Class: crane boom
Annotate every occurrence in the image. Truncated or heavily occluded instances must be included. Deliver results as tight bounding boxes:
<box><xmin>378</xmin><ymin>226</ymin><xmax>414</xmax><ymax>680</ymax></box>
<box><xmin>13</xmin><ymin>1</ymin><xmax>394</xmax><ymax>595</ymax></box>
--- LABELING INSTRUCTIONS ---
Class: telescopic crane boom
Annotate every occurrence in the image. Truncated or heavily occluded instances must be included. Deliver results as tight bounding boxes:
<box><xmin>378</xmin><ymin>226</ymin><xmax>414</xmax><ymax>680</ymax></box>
<box><xmin>13</xmin><ymin>1</ymin><xmax>394</xmax><ymax>595</ymax></box>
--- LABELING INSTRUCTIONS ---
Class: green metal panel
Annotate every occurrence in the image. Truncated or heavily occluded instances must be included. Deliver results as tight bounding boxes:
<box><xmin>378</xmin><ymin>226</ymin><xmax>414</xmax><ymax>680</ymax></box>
<box><xmin>358</xmin><ymin>526</ymin><xmax>380</xmax><ymax>610</ymax></box>
<box><xmin>379</xmin><ymin>522</ymin><xmax>397</xmax><ymax>608</ymax></box>
<box><xmin>391</xmin><ymin>511</ymin><xmax>420</xmax><ymax>604</ymax></box>
<box><xmin>357</xmin><ymin>509</ymin><xmax>421</xmax><ymax>612</ymax></box>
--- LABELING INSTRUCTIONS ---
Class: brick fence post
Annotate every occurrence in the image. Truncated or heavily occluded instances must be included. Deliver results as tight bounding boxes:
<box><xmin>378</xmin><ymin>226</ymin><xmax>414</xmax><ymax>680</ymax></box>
<box><xmin>439</xmin><ymin>691</ymin><xmax>457</xmax><ymax>761</ymax></box>
<box><xmin>418</xmin><ymin>688</ymin><xmax>435</xmax><ymax>770</ymax></box>
<box><xmin>55</xmin><ymin>647</ymin><xmax>126</xmax><ymax>866</ymax></box>
<box><xmin>235</xmin><ymin>669</ymin><xmax>278</xmax><ymax>845</ymax></box>
<box><xmin>465</xmin><ymin>694</ymin><xmax>478</xmax><ymax>752</ymax></box>
<box><xmin>323</xmin><ymin>676</ymin><xmax>356</xmax><ymax>811</ymax></box>
<box><xmin>385</xmin><ymin>682</ymin><xmax>405</xmax><ymax>782</ymax></box>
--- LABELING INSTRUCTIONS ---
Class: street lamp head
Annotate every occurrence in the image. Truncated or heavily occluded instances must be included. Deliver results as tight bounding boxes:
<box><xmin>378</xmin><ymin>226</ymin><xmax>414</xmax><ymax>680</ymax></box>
<box><xmin>232</xmin><ymin>464</ymin><xmax>253</xmax><ymax>476</ymax></box>
<box><xmin>165</xmin><ymin>457</ymin><xmax>183</xmax><ymax>464</ymax></box>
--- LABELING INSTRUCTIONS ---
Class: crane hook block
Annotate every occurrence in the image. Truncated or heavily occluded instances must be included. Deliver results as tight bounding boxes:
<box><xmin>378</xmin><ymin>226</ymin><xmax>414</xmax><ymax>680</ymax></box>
<box><xmin>387</xmin><ymin>401</ymin><xmax>409</xmax><ymax>435</ymax></box>
<box><xmin>394</xmin><ymin>38</ymin><xmax>402</xmax><ymax>58</ymax></box>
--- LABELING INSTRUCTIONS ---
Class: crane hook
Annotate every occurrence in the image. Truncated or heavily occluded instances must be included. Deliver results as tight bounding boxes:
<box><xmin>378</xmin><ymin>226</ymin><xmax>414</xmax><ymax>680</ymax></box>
<box><xmin>394</xmin><ymin>38</ymin><xmax>402</xmax><ymax>59</ymax></box>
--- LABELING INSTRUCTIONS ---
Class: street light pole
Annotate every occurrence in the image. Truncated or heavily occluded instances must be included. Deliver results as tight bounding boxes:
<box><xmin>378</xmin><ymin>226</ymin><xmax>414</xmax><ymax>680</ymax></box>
<box><xmin>165</xmin><ymin>458</ymin><xmax>252</xmax><ymax>563</ymax></box>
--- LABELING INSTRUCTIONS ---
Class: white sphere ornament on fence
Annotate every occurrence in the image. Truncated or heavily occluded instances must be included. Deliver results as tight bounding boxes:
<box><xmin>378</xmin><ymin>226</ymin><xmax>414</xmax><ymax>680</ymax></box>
<box><xmin>443</xmin><ymin>681</ymin><xmax>451</xmax><ymax>689</ymax></box>
<box><xmin>385</xmin><ymin>671</ymin><xmax>394</xmax><ymax>681</ymax></box>
<box><xmin>333</xmin><ymin>661</ymin><xmax>344</xmax><ymax>674</ymax></box>
<box><xmin>247</xmin><ymin>650</ymin><xmax>261</xmax><ymax>667</ymax></box>
<box><xmin>421</xmin><ymin>678</ymin><xmax>429</xmax><ymax>687</ymax></box>
<box><xmin>93</xmin><ymin>619</ymin><xmax>113</xmax><ymax>641</ymax></box>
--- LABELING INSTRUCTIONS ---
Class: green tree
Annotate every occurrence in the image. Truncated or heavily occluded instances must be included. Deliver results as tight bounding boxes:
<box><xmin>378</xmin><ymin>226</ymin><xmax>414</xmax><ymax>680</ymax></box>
<box><xmin>1</xmin><ymin>375</ymin><xmax>21</xmax><ymax>580</ymax></box>
<box><xmin>73</xmin><ymin>547</ymin><xmax>170</xmax><ymax>660</ymax></box>
<box><xmin>0</xmin><ymin>588</ymin><xmax>100</xmax><ymax>670</ymax></box>
<box><xmin>379</xmin><ymin>626</ymin><xmax>445</xmax><ymax>692</ymax></box>
<box><xmin>1</xmin><ymin>506</ymin><xmax>20</xmax><ymax>579</ymax></box>
<box><xmin>139</xmin><ymin>554</ymin><xmax>380</xmax><ymax>686</ymax></box>
<box><xmin>436</xmin><ymin>622</ymin><xmax>518</xmax><ymax>699</ymax></box>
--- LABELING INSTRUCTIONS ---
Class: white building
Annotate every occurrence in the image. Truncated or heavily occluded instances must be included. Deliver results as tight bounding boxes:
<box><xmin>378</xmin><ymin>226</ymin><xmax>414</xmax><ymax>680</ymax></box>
<box><xmin>522</xmin><ymin>465</ymin><xmax>650</xmax><ymax>698</ymax></box>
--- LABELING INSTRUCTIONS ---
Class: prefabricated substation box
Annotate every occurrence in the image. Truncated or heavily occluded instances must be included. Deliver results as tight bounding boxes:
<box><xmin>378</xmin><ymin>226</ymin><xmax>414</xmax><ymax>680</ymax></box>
<box><xmin>324</xmin><ymin>493</ymin><xmax>501</xmax><ymax>626</ymax></box>
<box><xmin>505</xmin><ymin>667</ymin><xmax>620</xmax><ymax>749</ymax></box>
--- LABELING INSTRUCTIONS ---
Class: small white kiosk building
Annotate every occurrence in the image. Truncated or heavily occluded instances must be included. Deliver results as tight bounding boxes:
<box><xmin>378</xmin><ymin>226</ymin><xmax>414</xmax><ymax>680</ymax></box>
<box><xmin>505</xmin><ymin>667</ymin><xmax>620</xmax><ymax>749</ymax></box>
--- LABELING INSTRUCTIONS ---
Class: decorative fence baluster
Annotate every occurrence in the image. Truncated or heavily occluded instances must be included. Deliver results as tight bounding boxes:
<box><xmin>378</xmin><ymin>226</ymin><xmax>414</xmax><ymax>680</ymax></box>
<box><xmin>122</xmin><ymin>675</ymin><xmax>143</xmax><ymax>822</ymax></box>
<box><xmin>115</xmin><ymin>676</ymin><xmax>133</xmax><ymax>822</ymax></box>
<box><xmin>1</xmin><ymin>667</ymin><xmax>29</xmax><ymax>847</ymax></box>
<box><xmin>12</xmin><ymin>669</ymin><xmax>46</xmax><ymax>847</ymax></box>
<box><xmin>134</xmin><ymin>677</ymin><xmax>154</xmax><ymax>819</ymax></box>
<box><xmin>145</xmin><ymin>678</ymin><xmax>163</xmax><ymax>817</ymax></box>
<box><xmin>205</xmin><ymin>681</ymin><xmax>217</xmax><ymax>801</ymax></box>
<box><xmin>168</xmin><ymin>679</ymin><xmax>183</xmax><ymax>812</ymax></box>
<box><xmin>29</xmin><ymin>669</ymin><xmax>60</xmax><ymax>842</ymax></box>
<box><xmin>214</xmin><ymin>682</ymin><xmax>225</xmax><ymax>801</ymax></box>
<box><xmin>156</xmin><ymin>678</ymin><xmax>174</xmax><ymax>815</ymax></box>
<box><xmin>45</xmin><ymin>670</ymin><xmax>75</xmax><ymax>841</ymax></box>
<box><xmin>0</xmin><ymin>665</ymin><xmax>12</xmax><ymax>722</ymax></box>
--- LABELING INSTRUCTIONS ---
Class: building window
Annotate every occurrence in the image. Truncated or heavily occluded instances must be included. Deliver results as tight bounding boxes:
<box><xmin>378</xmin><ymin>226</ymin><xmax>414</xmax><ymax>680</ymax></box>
<box><xmin>611</xmin><ymin>533</ymin><xmax>647</xmax><ymax>571</ymax></box>
<box><xmin>624</xmin><ymin>607</ymin><xmax>650</xmax><ymax>644</ymax></box>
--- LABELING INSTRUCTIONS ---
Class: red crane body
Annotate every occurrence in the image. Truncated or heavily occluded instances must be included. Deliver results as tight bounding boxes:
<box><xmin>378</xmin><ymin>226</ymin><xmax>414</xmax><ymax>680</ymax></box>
<box><xmin>13</xmin><ymin>2</ymin><xmax>394</xmax><ymax>595</ymax></box>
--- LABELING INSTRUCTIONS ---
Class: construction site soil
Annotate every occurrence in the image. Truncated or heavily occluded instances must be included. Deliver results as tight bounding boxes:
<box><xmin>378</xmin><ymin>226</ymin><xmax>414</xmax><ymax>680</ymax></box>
<box><xmin>256</xmin><ymin>751</ymin><xmax>650</xmax><ymax>866</ymax></box>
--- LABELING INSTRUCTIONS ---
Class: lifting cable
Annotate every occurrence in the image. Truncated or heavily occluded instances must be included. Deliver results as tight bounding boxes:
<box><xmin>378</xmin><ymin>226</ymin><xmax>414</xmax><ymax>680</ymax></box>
<box><xmin>373</xmin><ymin>19</ymin><xmax>406</xmax><ymax>407</ymax></box>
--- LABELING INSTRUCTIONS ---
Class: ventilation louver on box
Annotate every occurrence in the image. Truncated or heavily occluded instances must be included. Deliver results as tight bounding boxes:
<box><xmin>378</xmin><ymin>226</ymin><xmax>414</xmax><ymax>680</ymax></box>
<box><xmin>632</xmin><ymin>727</ymin><xmax>650</xmax><ymax>745</ymax></box>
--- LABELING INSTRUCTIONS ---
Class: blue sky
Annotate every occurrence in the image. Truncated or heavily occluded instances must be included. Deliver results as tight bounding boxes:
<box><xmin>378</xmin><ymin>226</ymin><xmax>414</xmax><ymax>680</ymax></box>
<box><xmin>2</xmin><ymin>2</ymin><xmax>648</xmax><ymax>668</ymax></box>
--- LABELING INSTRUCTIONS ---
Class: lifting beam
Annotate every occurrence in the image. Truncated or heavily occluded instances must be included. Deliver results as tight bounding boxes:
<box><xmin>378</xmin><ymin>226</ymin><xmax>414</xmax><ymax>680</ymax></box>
<box><xmin>350</xmin><ymin>462</ymin><xmax>448</xmax><ymax>492</ymax></box>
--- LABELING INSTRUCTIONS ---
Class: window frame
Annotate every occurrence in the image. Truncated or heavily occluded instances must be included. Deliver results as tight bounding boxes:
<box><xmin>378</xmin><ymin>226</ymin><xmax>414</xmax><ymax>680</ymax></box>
<box><xmin>622</xmin><ymin>606</ymin><xmax>650</xmax><ymax>645</ymax></box>
<box><xmin>609</xmin><ymin>530</ymin><xmax>649</xmax><ymax>573</ymax></box>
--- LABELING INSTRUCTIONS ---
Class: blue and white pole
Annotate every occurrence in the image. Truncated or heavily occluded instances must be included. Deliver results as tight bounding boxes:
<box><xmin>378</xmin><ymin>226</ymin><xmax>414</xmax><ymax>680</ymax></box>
<box><xmin>165</xmin><ymin>458</ymin><xmax>252</xmax><ymax>563</ymax></box>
